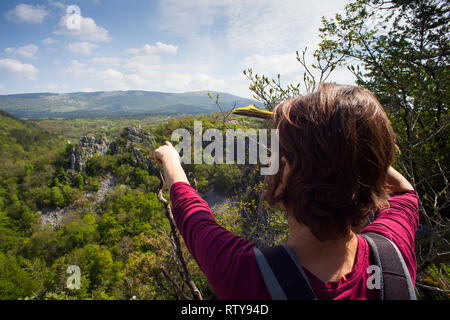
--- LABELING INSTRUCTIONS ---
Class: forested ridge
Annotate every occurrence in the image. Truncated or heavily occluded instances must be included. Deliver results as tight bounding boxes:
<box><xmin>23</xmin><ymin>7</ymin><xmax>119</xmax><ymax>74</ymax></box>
<box><xmin>0</xmin><ymin>91</ymin><xmax>261</xmax><ymax>119</ymax></box>
<box><xmin>0</xmin><ymin>111</ymin><xmax>274</xmax><ymax>299</ymax></box>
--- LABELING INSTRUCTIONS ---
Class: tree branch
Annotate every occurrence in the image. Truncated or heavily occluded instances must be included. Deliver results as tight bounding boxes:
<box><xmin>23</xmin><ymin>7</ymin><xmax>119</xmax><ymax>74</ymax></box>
<box><xmin>157</xmin><ymin>171</ymin><xmax>203</xmax><ymax>300</ymax></box>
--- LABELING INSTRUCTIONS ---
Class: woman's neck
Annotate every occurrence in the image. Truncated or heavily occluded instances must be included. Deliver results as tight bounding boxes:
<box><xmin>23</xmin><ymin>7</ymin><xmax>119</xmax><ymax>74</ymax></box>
<box><xmin>287</xmin><ymin>214</ymin><xmax>358</xmax><ymax>282</ymax></box>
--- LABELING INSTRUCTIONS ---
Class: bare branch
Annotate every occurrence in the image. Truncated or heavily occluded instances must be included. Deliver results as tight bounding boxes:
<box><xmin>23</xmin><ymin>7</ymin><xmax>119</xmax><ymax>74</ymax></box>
<box><xmin>157</xmin><ymin>171</ymin><xmax>203</xmax><ymax>300</ymax></box>
<box><xmin>416</xmin><ymin>282</ymin><xmax>450</xmax><ymax>295</ymax></box>
<box><xmin>160</xmin><ymin>266</ymin><xmax>192</xmax><ymax>300</ymax></box>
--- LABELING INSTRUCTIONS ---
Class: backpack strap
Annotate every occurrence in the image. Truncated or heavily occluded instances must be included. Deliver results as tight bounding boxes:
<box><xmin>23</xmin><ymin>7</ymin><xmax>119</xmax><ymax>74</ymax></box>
<box><xmin>361</xmin><ymin>232</ymin><xmax>417</xmax><ymax>300</ymax></box>
<box><xmin>254</xmin><ymin>233</ymin><xmax>417</xmax><ymax>300</ymax></box>
<box><xmin>254</xmin><ymin>244</ymin><xmax>316</xmax><ymax>300</ymax></box>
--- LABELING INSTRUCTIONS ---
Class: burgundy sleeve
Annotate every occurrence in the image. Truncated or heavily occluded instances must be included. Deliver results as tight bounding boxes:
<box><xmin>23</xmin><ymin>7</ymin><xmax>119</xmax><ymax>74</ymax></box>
<box><xmin>169</xmin><ymin>181</ymin><xmax>271</xmax><ymax>300</ymax></box>
<box><xmin>360</xmin><ymin>190</ymin><xmax>420</xmax><ymax>284</ymax></box>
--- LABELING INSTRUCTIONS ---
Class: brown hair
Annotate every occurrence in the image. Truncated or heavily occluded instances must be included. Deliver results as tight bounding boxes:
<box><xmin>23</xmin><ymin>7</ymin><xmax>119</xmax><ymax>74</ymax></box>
<box><xmin>264</xmin><ymin>83</ymin><xmax>396</xmax><ymax>241</ymax></box>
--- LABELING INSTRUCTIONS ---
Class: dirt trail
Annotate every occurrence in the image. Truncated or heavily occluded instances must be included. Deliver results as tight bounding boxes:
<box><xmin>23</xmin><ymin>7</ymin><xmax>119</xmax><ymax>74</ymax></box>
<box><xmin>200</xmin><ymin>188</ymin><xmax>233</xmax><ymax>215</ymax></box>
<box><xmin>40</xmin><ymin>176</ymin><xmax>234</xmax><ymax>226</ymax></box>
<box><xmin>90</xmin><ymin>173</ymin><xmax>116</xmax><ymax>205</ymax></box>
<box><xmin>39</xmin><ymin>207</ymin><xmax>68</xmax><ymax>226</ymax></box>
<box><xmin>39</xmin><ymin>174</ymin><xmax>116</xmax><ymax>226</ymax></box>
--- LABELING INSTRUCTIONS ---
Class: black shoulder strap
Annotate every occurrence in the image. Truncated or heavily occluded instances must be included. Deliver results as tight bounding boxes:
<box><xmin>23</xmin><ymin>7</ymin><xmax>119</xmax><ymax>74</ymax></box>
<box><xmin>254</xmin><ymin>244</ymin><xmax>316</xmax><ymax>300</ymax></box>
<box><xmin>254</xmin><ymin>233</ymin><xmax>417</xmax><ymax>300</ymax></box>
<box><xmin>361</xmin><ymin>232</ymin><xmax>417</xmax><ymax>300</ymax></box>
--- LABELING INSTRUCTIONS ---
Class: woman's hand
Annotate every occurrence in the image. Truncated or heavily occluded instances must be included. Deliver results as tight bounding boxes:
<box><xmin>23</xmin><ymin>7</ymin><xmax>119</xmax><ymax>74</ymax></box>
<box><xmin>385</xmin><ymin>166</ymin><xmax>414</xmax><ymax>194</ymax></box>
<box><xmin>155</xmin><ymin>141</ymin><xmax>181</xmax><ymax>166</ymax></box>
<box><xmin>155</xmin><ymin>141</ymin><xmax>189</xmax><ymax>190</ymax></box>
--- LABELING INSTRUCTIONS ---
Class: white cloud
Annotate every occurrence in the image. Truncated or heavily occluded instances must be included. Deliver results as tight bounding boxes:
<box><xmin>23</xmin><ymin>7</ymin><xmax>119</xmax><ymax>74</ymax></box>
<box><xmin>326</xmin><ymin>66</ymin><xmax>357</xmax><ymax>86</ymax></box>
<box><xmin>124</xmin><ymin>42</ymin><xmax>178</xmax><ymax>79</ymax></box>
<box><xmin>239</xmin><ymin>50</ymin><xmax>357</xmax><ymax>97</ymax></box>
<box><xmin>123</xmin><ymin>55</ymin><xmax>161</xmax><ymax>78</ymax></box>
<box><xmin>124</xmin><ymin>74</ymin><xmax>148</xmax><ymax>87</ymax></box>
<box><xmin>158</xmin><ymin>0</ymin><xmax>222</xmax><ymax>37</ymax></box>
<box><xmin>94</xmin><ymin>68</ymin><xmax>130</xmax><ymax>91</ymax></box>
<box><xmin>34</xmin><ymin>83</ymin><xmax>67</xmax><ymax>92</ymax></box>
<box><xmin>42</xmin><ymin>37</ymin><xmax>58</xmax><ymax>45</ymax></box>
<box><xmin>4</xmin><ymin>44</ymin><xmax>39</xmax><ymax>60</ymax></box>
<box><xmin>5</xmin><ymin>4</ymin><xmax>49</xmax><ymax>24</ymax></box>
<box><xmin>241</xmin><ymin>53</ymin><xmax>301</xmax><ymax>75</ymax></box>
<box><xmin>158</xmin><ymin>0</ymin><xmax>348</xmax><ymax>53</ymax></box>
<box><xmin>0</xmin><ymin>58</ymin><xmax>39</xmax><ymax>80</ymax></box>
<box><xmin>62</xmin><ymin>60</ymin><xmax>89</xmax><ymax>76</ymax></box>
<box><xmin>223</xmin><ymin>73</ymin><xmax>254</xmax><ymax>98</ymax></box>
<box><xmin>91</xmin><ymin>56</ymin><xmax>120</xmax><ymax>66</ymax></box>
<box><xmin>48</xmin><ymin>0</ymin><xmax>66</xmax><ymax>10</ymax></box>
<box><xmin>223</xmin><ymin>1</ymin><xmax>327</xmax><ymax>51</ymax></box>
<box><xmin>52</xmin><ymin>39</ymin><xmax>234</xmax><ymax>94</ymax></box>
<box><xmin>153</xmin><ymin>0</ymin><xmax>351</xmax><ymax>97</ymax></box>
<box><xmin>54</xmin><ymin>14</ymin><xmax>111</xmax><ymax>42</ymax></box>
<box><xmin>60</xmin><ymin>41</ymin><xmax>227</xmax><ymax>93</ymax></box>
<box><xmin>162</xmin><ymin>72</ymin><xmax>226</xmax><ymax>92</ymax></box>
<box><xmin>126</xmin><ymin>42</ymin><xmax>178</xmax><ymax>55</ymax></box>
<box><xmin>68</xmin><ymin>42</ymin><xmax>98</xmax><ymax>54</ymax></box>
<box><xmin>96</xmin><ymin>68</ymin><xmax>124</xmax><ymax>81</ymax></box>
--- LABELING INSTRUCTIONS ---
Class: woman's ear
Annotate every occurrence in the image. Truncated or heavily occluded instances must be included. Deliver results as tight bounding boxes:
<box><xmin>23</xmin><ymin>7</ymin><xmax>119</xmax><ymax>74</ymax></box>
<box><xmin>274</xmin><ymin>156</ymin><xmax>290</xmax><ymax>198</ymax></box>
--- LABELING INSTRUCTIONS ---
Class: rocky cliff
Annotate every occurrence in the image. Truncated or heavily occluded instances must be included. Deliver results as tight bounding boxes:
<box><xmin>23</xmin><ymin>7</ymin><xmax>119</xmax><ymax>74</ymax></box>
<box><xmin>69</xmin><ymin>126</ymin><xmax>157</xmax><ymax>174</ymax></box>
<box><xmin>125</xmin><ymin>126</ymin><xmax>157</xmax><ymax>174</ymax></box>
<box><xmin>70</xmin><ymin>134</ymin><xmax>109</xmax><ymax>172</ymax></box>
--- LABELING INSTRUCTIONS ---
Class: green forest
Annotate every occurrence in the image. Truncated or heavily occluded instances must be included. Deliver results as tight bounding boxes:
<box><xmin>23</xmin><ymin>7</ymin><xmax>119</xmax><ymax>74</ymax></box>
<box><xmin>0</xmin><ymin>110</ymin><xmax>278</xmax><ymax>299</ymax></box>
<box><xmin>0</xmin><ymin>0</ymin><xmax>448</xmax><ymax>300</ymax></box>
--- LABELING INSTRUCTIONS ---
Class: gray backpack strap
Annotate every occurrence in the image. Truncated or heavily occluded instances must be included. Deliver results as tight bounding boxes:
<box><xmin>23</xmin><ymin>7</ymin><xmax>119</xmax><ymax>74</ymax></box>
<box><xmin>254</xmin><ymin>247</ymin><xmax>287</xmax><ymax>300</ymax></box>
<box><xmin>253</xmin><ymin>245</ymin><xmax>316</xmax><ymax>300</ymax></box>
<box><xmin>361</xmin><ymin>232</ymin><xmax>417</xmax><ymax>300</ymax></box>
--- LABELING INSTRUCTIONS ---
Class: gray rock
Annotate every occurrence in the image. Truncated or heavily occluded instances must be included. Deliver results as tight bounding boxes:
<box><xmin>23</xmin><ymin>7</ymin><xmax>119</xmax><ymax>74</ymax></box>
<box><xmin>70</xmin><ymin>134</ymin><xmax>109</xmax><ymax>172</ymax></box>
<box><xmin>124</xmin><ymin>126</ymin><xmax>155</xmax><ymax>146</ymax></box>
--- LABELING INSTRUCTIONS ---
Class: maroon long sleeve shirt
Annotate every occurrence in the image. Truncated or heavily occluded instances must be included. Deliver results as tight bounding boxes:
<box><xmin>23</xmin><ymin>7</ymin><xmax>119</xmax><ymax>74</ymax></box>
<box><xmin>170</xmin><ymin>182</ymin><xmax>419</xmax><ymax>300</ymax></box>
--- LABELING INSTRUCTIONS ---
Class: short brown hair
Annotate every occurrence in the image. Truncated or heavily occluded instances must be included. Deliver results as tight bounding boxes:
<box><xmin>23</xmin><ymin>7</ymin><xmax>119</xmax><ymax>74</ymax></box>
<box><xmin>264</xmin><ymin>83</ymin><xmax>396</xmax><ymax>241</ymax></box>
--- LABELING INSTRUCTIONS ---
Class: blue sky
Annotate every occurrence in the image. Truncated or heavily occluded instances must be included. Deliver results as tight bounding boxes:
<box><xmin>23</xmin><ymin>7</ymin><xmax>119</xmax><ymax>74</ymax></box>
<box><xmin>0</xmin><ymin>0</ymin><xmax>354</xmax><ymax>98</ymax></box>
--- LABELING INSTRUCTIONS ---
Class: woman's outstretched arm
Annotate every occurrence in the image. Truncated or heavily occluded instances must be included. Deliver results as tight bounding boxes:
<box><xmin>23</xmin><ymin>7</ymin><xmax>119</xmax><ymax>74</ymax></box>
<box><xmin>154</xmin><ymin>141</ymin><xmax>270</xmax><ymax>299</ymax></box>
<box><xmin>154</xmin><ymin>141</ymin><xmax>189</xmax><ymax>188</ymax></box>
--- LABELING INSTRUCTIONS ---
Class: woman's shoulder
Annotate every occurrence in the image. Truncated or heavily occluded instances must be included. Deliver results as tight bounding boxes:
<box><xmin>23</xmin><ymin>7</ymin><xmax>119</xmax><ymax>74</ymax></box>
<box><xmin>359</xmin><ymin>190</ymin><xmax>419</xmax><ymax>284</ymax></box>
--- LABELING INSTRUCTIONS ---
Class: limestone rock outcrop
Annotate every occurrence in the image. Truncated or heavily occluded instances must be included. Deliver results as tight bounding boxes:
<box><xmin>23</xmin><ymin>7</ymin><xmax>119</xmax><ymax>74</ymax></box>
<box><xmin>70</xmin><ymin>134</ymin><xmax>109</xmax><ymax>172</ymax></box>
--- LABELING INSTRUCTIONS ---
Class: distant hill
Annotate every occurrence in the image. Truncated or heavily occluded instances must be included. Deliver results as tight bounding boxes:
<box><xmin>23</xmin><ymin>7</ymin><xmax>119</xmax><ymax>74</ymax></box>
<box><xmin>0</xmin><ymin>90</ymin><xmax>262</xmax><ymax>119</ymax></box>
<box><xmin>0</xmin><ymin>110</ymin><xmax>63</xmax><ymax>166</ymax></box>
